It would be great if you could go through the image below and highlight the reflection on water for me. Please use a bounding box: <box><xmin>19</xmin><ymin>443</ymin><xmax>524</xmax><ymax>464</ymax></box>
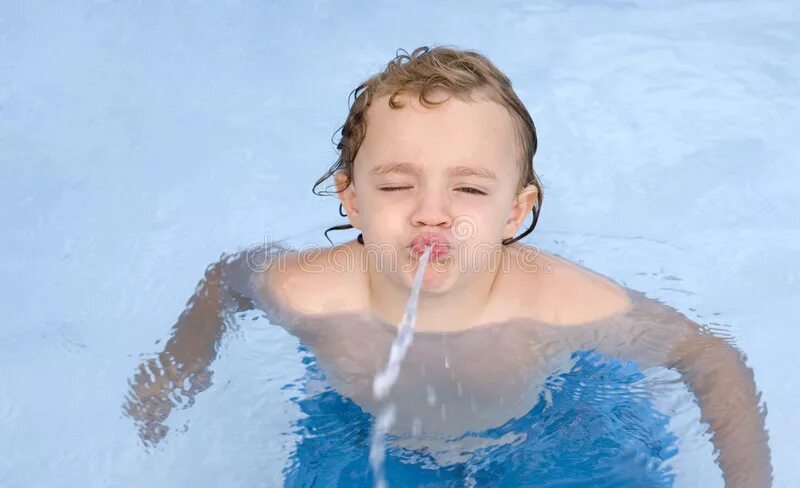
<box><xmin>122</xmin><ymin>246</ymin><xmax>771</xmax><ymax>487</ymax></box>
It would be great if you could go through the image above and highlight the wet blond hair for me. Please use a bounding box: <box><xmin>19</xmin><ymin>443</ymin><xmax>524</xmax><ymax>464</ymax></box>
<box><xmin>313</xmin><ymin>45</ymin><xmax>543</xmax><ymax>245</ymax></box>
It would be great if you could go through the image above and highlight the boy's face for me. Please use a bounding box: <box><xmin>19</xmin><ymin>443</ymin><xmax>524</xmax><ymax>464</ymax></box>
<box><xmin>337</xmin><ymin>90</ymin><xmax>537</xmax><ymax>293</ymax></box>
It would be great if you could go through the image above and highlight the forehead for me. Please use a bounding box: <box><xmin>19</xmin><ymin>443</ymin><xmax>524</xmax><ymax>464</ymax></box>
<box><xmin>356</xmin><ymin>92</ymin><xmax>518</xmax><ymax>175</ymax></box>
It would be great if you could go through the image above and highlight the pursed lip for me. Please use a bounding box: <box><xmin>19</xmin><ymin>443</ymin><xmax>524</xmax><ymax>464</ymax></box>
<box><xmin>408</xmin><ymin>231</ymin><xmax>454</xmax><ymax>259</ymax></box>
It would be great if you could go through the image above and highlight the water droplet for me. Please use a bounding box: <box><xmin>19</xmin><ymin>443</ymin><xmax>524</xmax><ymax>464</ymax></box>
<box><xmin>427</xmin><ymin>385</ymin><xmax>437</xmax><ymax>405</ymax></box>
<box><xmin>412</xmin><ymin>417</ymin><xmax>422</xmax><ymax>436</ymax></box>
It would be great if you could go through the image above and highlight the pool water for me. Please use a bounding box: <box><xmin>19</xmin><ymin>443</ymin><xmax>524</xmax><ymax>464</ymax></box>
<box><xmin>284</xmin><ymin>346</ymin><xmax>678</xmax><ymax>487</ymax></box>
<box><xmin>1</xmin><ymin>0</ymin><xmax>797</xmax><ymax>487</ymax></box>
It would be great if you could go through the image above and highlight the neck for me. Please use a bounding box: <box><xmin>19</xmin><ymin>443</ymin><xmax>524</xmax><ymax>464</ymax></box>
<box><xmin>365</xmin><ymin>248</ymin><xmax>507</xmax><ymax>332</ymax></box>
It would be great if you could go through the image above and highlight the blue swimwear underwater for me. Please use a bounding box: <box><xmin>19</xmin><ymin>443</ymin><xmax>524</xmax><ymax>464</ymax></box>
<box><xmin>282</xmin><ymin>344</ymin><xmax>678</xmax><ymax>487</ymax></box>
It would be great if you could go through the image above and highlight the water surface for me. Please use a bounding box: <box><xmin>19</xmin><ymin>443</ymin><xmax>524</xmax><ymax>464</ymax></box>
<box><xmin>1</xmin><ymin>0</ymin><xmax>797</xmax><ymax>486</ymax></box>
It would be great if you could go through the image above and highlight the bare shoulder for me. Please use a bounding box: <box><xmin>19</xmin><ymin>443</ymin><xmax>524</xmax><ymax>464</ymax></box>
<box><xmin>250</xmin><ymin>241</ymin><xmax>368</xmax><ymax>316</ymax></box>
<box><xmin>501</xmin><ymin>244</ymin><xmax>634</xmax><ymax>326</ymax></box>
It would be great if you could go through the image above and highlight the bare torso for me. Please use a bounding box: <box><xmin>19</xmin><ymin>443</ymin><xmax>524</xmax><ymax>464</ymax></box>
<box><xmin>122</xmin><ymin>240</ymin><xmax>770</xmax><ymax>484</ymax></box>
<box><xmin>249</xmin><ymin>241</ymin><xmax>680</xmax><ymax>445</ymax></box>
<box><xmin>257</xmin><ymin>241</ymin><xmax>634</xmax><ymax>330</ymax></box>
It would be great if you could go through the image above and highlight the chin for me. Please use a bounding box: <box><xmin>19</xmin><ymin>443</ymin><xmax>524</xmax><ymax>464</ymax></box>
<box><xmin>404</xmin><ymin>260</ymin><xmax>457</xmax><ymax>293</ymax></box>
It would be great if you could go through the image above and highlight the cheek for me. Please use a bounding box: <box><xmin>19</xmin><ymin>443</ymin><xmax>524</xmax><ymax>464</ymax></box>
<box><xmin>455</xmin><ymin>203</ymin><xmax>507</xmax><ymax>240</ymax></box>
<box><xmin>360</xmin><ymin>199</ymin><xmax>407</xmax><ymax>238</ymax></box>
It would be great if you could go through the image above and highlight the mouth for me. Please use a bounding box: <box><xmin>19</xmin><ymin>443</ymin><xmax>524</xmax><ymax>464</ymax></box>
<box><xmin>408</xmin><ymin>231</ymin><xmax>454</xmax><ymax>260</ymax></box>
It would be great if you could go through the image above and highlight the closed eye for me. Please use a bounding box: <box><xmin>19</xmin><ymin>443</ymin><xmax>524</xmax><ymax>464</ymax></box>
<box><xmin>379</xmin><ymin>186</ymin><xmax>412</xmax><ymax>192</ymax></box>
<box><xmin>379</xmin><ymin>186</ymin><xmax>487</xmax><ymax>195</ymax></box>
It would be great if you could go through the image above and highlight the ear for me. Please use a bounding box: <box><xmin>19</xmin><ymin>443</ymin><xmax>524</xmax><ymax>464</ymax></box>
<box><xmin>504</xmin><ymin>184</ymin><xmax>538</xmax><ymax>241</ymax></box>
<box><xmin>334</xmin><ymin>171</ymin><xmax>362</xmax><ymax>228</ymax></box>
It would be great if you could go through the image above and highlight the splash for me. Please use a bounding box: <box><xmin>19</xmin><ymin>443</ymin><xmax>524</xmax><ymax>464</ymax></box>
<box><xmin>369</xmin><ymin>244</ymin><xmax>433</xmax><ymax>488</ymax></box>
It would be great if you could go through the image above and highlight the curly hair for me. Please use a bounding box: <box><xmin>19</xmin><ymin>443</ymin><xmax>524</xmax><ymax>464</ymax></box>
<box><xmin>313</xmin><ymin>45</ymin><xmax>543</xmax><ymax>246</ymax></box>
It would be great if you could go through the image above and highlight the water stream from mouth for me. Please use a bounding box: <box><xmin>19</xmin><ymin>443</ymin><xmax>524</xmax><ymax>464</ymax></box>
<box><xmin>369</xmin><ymin>244</ymin><xmax>433</xmax><ymax>488</ymax></box>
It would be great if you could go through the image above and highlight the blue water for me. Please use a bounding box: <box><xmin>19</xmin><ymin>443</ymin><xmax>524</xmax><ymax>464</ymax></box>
<box><xmin>284</xmin><ymin>346</ymin><xmax>677</xmax><ymax>487</ymax></box>
<box><xmin>1</xmin><ymin>0</ymin><xmax>797</xmax><ymax>486</ymax></box>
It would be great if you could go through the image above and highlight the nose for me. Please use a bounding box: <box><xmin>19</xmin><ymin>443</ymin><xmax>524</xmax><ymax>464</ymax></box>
<box><xmin>410</xmin><ymin>189</ymin><xmax>452</xmax><ymax>228</ymax></box>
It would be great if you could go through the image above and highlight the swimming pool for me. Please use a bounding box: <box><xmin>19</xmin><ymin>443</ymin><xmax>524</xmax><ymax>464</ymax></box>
<box><xmin>1</xmin><ymin>0</ymin><xmax>797</xmax><ymax>486</ymax></box>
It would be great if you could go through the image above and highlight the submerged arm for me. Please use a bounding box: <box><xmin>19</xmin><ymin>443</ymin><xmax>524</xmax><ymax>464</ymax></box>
<box><xmin>668</xmin><ymin>318</ymin><xmax>772</xmax><ymax>487</ymax></box>
<box><xmin>123</xmin><ymin>245</ymin><xmax>283</xmax><ymax>446</ymax></box>
<box><xmin>586</xmin><ymin>304</ymin><xmax>772</xmax><ymax>487</ymax></box>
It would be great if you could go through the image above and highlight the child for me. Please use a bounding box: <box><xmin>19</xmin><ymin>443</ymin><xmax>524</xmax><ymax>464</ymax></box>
<box><xmin>125</xmin><ymin>46</ymin><xmax>771</xmax><ymax>487</ymax></box>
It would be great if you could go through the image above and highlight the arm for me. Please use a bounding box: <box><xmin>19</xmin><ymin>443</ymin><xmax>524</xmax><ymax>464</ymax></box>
<box><xmin>667</xmin><ymin>317</ymin><xmax>773</xmax><ymax>488</ymax></box>
<box><xmin>123</xmin><ymin>244</ymin><xmax>285</xmax><ymax>446</ymax></box>
<box><xmin>583</xmin><ymin>303</ymin><xmax>773</xmax><ymax>487</ymax></box>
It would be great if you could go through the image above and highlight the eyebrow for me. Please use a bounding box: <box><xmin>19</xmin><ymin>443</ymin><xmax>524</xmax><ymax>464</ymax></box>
<box><xmin>369</xmin><ymin>162</ymin><xmax>497</xmax><ymax>180</ymax></box>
